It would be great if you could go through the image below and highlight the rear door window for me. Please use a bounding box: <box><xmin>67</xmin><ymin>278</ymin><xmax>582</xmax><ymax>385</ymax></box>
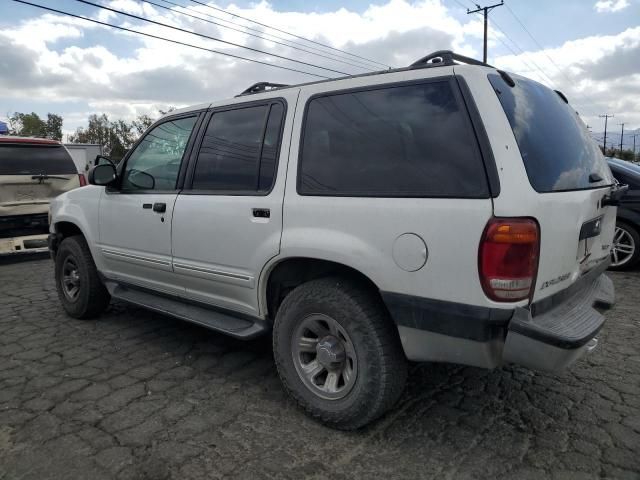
<box><xmin>488</xmin><ymin>73</ymin><xmax>614</xmax><ymax>192</ymax></box>
<box><xmin>298</xmin><ymin>80</ymin><xmax>489</xmax><ymax>197</ymax></box>
<box><xmin>191</xmin><ymin>101</ymin><xmax>285</xmax><ymax>193</ymax></box>
<box><xmin>0</xmin><ymin>145</ymin><xmax>77</xmax><ymax>175</ymax></box>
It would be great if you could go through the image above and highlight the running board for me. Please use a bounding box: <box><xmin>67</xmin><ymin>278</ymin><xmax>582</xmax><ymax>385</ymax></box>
<box><xmin>108</xmin><ymin>283</ymin><xmax>269</xmax><ymax>339</ymax></box>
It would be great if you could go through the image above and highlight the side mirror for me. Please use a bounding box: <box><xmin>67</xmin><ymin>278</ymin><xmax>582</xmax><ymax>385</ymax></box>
<box><xmin>88</xmin><ymin>163</ymin><xmax>117</xmax><ymax>186</ymax></box>
<box><xmin>94</xmin><ymin>154</ymin><xmax>114</xmax><ymax>167</ymax></box>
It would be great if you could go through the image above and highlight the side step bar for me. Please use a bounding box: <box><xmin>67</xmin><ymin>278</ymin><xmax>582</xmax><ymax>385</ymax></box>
<box><xmin>107</xmin><ymin>283</ymin><xmax>269</xmax><ymax>340</ymax></box>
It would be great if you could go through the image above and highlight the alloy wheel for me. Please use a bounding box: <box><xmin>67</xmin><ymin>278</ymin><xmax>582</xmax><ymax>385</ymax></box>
<box><xmin>292</xmin><ymin>313</ymin><xmax>357</xmax><ymax>400</ymax></box>
<box><xmin>611</xmin><ymin>225</ymin><xmax>636</xmax><ymax>267</ymax></box>
<box><xmin>61</xmin><ymin>256</ymin><xmax>81</xmax><ymax>301</ymax></box>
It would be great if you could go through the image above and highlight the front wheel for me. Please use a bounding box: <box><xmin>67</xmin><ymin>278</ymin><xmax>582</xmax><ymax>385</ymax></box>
<box><xmin>55</xmin><ymin>235</ymin><xmax>111</xmax><ymax>318</ymax></box>
<box><xmin>609</xmin><ymin>221</ymin><xmax>640</xmax><ymax>270</ymax></box>
<box><xmin>272</xmin><ymin>277</ymin><xmax>407</xmax><ymax>430</ymax></box>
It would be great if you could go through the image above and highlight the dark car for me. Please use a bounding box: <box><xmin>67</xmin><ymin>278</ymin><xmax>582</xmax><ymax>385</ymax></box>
<box><xmin>607</xmin><ymin>157</ymin><xmax>640</xmax><ymax>269</ymax></box>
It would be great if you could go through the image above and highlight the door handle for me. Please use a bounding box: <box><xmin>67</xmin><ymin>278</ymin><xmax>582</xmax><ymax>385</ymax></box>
<box><xmin>252</xmin><ymin>208</ymin><xmax>270</xmax><ymax>218</ymax></box>
<box><xmin>153</xmin><ymin>202</ymin><xmax>167</xmax><ymax>213</ymax></box>
<box><xmin>142</xmin><ymin>203</ymin><xmax>152</xmax><ymax>209</ymax></box>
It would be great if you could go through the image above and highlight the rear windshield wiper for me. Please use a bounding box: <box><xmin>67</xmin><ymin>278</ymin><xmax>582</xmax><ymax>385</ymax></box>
<box><xmin>31</xmin><ymin>173</ymin><xmax>71</xmax><ymax>182</ymax></box>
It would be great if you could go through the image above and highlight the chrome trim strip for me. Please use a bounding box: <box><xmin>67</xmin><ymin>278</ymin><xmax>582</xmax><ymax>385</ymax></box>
<box><xmin>173</xmin><ymin>262</ymin><xmax>252</xmax><ymax>281</ymax></box>
<box><xmin>101</xmin><ymin>248</ymin><xmax>171</xmax><ymax>266</ymax></box>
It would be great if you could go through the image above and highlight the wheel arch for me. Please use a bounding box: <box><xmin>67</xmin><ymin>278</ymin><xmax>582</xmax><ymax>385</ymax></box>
<box><xmin>50</xmin><ymin>220</ymin><xmax>87</xmax><ymax>257</ymax></box>
<box><xmin>260</xmin><ymin>256</ymin><xmax>384</xmax><ymax>321</ymax></box>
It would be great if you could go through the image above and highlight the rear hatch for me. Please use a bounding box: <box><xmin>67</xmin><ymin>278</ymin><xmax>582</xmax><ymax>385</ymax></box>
<box><xmin>488</xmin><ymin>73</ymin><xmax>618</xmax><ymax>303</ymax></box>
<box><xmin>0</xmin><ymin>142</ymin><xmax>80</xmax><ymax>236</ymax></box>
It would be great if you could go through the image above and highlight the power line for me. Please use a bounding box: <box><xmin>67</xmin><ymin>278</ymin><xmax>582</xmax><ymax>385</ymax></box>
<box><xmin>503</xmin><ymin>2</ymin><xmax>576</xmax><ymax>88</ymax></box>
<box><xmin>11</xmin><ymin>0</ymin><xmax>331</xmax><ymax>79</ymax></box>
<box><xmin>466</xmin><ymin>1</ymin><xmax>504</xmax><ymax>63</ymax></box>
<box><xmin>157</xmin><ymin>0</ymin><xmax>382</xmax><ymax>71</ymax></box>
<box><xmin>73</xmin><ymin>0</ymin><xmax>350</xmax><ymax>76</ymax></box>
<box><xmin>187</xmin><ymin>0</ymin><xmax>392</xmax><ymax>69</ymax></box>
<box><xmin>143</xmin><ymin>0</ymin><xmax>375</xmax><ymax>71</ymax></box>
<box><xmin>490</xmin><ymin>19</ymin><xmax>559</xmax><ymax>88</ymax></box>
<box><xmin>450</xmin><ymin>0</ymin><xmax>558</xmax><ymax>88</ymax></box>
<box><xmin>500</xmin><ymin>2</ymin><xmax>603</xmax><ymax>115</ymax></box>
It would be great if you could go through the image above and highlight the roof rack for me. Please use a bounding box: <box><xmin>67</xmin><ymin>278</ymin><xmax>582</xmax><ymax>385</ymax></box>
<box><xmin>232</xmin><ymin>51</ymin><xmax>494</xmax><ymax>99</ymax></box>
<box><xmin>410</xmin><ymin>50</ymin><xmax>493</xmax><ymax>69</ymax></box>
<box><xmin>238</xmin><ymin>82</ymin><xmax>290</xmax><ymax>96</ymax></box>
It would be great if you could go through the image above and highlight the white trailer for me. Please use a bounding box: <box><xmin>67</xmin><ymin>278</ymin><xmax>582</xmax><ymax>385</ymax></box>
<box><xmin>64</xmin><ymin>143</ymin><xmax>102</xmax><ymax>173</ymax></box>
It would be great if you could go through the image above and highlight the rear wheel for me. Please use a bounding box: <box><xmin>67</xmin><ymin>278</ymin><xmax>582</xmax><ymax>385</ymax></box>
<box><xmin>272</xmin><ymin>277</ymin><xmax>407</xmax><ymax>430</ymax></box>
<box><xmin>609</xmin><ymin>221</ymin><xmax>640</xmax><ymax>270</ymax></box>
<box><xmin>55</xmin><ymin>235</ymin><xmax>110</xmax><ymax>318</ymax></box>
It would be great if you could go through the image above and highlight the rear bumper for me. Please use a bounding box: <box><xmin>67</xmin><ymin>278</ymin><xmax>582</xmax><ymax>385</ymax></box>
<box><xmin>383</xmin><ymin>261</ymin><xmax>614</xmax><ymax>372</ymax></box>
<box><xmin>0</xmin><ymin>233</ymin><xmax>49</xmax><ymax>256</ymax></box>
<box><xmin>503</xmin><ymin>270</ymin><xmax>613</xmax><ymax>371</ymax></box>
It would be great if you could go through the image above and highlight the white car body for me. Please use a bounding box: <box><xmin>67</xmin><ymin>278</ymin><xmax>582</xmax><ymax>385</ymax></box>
<box><xmin>49</xmin><ymin>54</ymin><xmax>619</xmax><ymax>374</ymax></box>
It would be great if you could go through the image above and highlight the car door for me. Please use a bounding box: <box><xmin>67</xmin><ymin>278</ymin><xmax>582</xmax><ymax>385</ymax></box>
<box><xmin>172</xmin><ymin>94</ymin><xmax>295</xmax><ymax>316</ymax></box>
<box><xmin>97</xmin><ymin>114</ymin><xmax>201</xmax><ymax>295</ymax></box>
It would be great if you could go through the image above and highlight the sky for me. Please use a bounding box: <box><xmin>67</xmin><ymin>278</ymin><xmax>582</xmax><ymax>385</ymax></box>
<box><xmin>0</xmin><ymin>0</ymin><xmax>639</xmax><ymax>147</ymax></box>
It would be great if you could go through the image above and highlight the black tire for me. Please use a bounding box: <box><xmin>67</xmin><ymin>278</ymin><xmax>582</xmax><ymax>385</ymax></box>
<box><xmin>55</xmin><ymin>235</ymin><xmax>110</xmax><ymax>319</ymax></box>
<box><xmin>609</xmin><ymin>221</ymin><xmax>640</xmax><ymax>271</ymax></box>
<box><xmin>273</xmin><ymin>277</ymin><xmax>407</xmax><ymax>430</ymax></box>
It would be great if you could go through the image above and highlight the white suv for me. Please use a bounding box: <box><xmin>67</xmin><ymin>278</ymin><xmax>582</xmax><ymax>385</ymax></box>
<box><xmin>48</xmin><ymin>51</ymin><xmax>623</xmax><ymax>429</ymax></box>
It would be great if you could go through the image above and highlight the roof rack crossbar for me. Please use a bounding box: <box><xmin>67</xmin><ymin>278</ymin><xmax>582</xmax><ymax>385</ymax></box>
<box><xmin>409</xmin><ymin>50</ymin><xmax>493</xmax><ymax>69</ymax></box>
<box><xmin>238</xmin><ymin>82</ymin><xmax>290</xmax><ymax>96</ymax></box>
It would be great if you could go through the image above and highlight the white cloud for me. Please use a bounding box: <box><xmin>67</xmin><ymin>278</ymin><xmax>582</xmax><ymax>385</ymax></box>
<box><xmin>594</xmin><ymin>0</ymin><xmax>630</xmax><ymax>13</ymax></box>
<box><xmin>494</xmin><ymin>25</ymin><xmax>640</xmax><ymax>131</ymax></box>
<box><xmin>0</xmin><ymin>0</ymin><xmax>638</xmax><ymax>134</ymax></box>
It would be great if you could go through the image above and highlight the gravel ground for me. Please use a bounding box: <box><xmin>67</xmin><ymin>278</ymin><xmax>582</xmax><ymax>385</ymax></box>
<box><xmin>0</xmin><ymin>258</ymin><xmax>638</xmax><ymax>480</ymax></box>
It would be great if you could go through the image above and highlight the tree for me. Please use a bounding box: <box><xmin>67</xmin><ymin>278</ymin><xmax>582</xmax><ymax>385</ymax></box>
<box><xmin>45</xmin><ymin>113</ymin><xmax>63</xmax><ymax>140</ymax></box>
<box><xmin>67</xmin><ymin>107</ymin><xmax>172</xmax><ymax>162</ymax></box>
<box><xmin>132</xmin><ymin>114</ymin><xmax>154</xmax><ymax>137</ymax></box>
<box><xmin>8</xmin><ymin>112</ymin><xmax>63</xmax><ymax>140</ymax></box>
<box><xmin>68</xmin><ymin>114</ymin><xmax>135</xmax><ymax>163</ymax></box>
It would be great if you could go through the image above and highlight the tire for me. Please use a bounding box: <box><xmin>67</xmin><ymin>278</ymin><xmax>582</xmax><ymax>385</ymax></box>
<box><xmin>55</xmin><ymin>235</ymin><xmax>111</xmax><ymax>319</ymax></box>
<box><xmin>272</xmin><ymin>277</ymin><xmax>407</xmax><ymax>430</ymax></box>
<box><xmin>609</xmin><ymin>221</ymin><xmax>640</xmax><ymax>271</ymax></box>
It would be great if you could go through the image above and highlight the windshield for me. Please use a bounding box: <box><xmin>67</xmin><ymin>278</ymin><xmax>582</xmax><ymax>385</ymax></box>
<box><xmin>0</xmin><ymin>144</ymin><xmax>77</xmax><ymax>175</ymax></box>
<box><xmin>488</xmin><ymin>73</ymin><xmax>614</xmax><ymax>192</ymax></box>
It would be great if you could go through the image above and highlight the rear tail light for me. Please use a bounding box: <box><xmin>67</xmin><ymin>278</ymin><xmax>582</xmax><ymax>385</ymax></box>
<box><xmin>78</xmin><ymin>173</ymin><xmax>87</xmax><ymax>186</ymax></box>
<box><xmin>479</xmin><ymin>218</ymin><xmax>540</xmax><ymax>302</ymax></box>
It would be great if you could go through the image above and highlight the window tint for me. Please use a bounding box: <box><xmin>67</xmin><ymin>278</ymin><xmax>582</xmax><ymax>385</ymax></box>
<box><xmin>298</xmin><ymin>81</ymin><xmax>489</xmax><ymax>197</ymax></box>
<box><xmin>192</xmin><ymin>103</ymin><xmax>284</xmax><ymax>192</ymax></box>
<box><xmin>122</xmin><ymin>116</ymin><xmax>196</xmax><ymax>191</ymax></box>
<box><xmin>488</xmin><ymin>74</ymin><xmax>614</xmax><ymax>192</ymax></box>
<box><xmin>0</xmin><ymin>145</ymin><xmax>76</xmax><ymax>175</ymax></box>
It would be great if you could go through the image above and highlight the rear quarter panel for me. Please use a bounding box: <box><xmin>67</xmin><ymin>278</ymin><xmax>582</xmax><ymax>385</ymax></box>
<box><xmin>456</xmin><ymin>66</ymin><xmax>615</xmax><ymax>303</ymax></box>
<box><xmin>278</xmin><ymin>67</ymin><xmax>495</xmax><ymax>307</ymax></box>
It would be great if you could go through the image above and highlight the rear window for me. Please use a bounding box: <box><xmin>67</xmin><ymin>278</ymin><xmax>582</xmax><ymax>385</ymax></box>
<box><xmin>488</xmin><ymin>73</ymin><xmax>614</xmax><ymax>192</ymax></box>
<box><xmin>298</xmin><ymin>80</ymin><xmax>489</xmax><ymax>197</ymax></box>
<box><xmin>0</xmin><ymin>144</ymin><xmax>76</xmax><ymax>175</ymax></box>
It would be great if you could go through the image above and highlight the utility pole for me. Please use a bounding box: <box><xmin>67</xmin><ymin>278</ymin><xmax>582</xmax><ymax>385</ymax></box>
<box><xmin>599</xmin><ymin>114</ymin><xmax>614</xmax><ymax>154</ymax></box>
<box><xmin>467</xmin><ymin>1</ymin><xmax>504</xmax><ymax>63</ymax></box>
<box><xmin>619</xmin><ymin>123</ymin><xmax>625</xmax><ymax>152</ymax></box>
<box><xmin>631</xmin><ymin>133</ymin><xmax>639</xmax><ymax>162</ymax></box>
